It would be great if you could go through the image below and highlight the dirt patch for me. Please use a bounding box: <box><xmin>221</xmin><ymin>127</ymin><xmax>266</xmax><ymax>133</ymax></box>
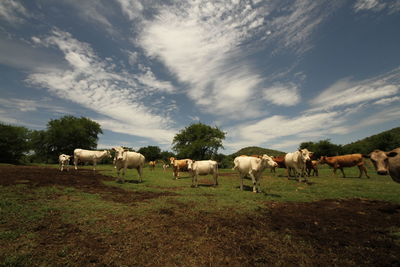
<box><xmin>0</xmin><ymin>165</ymin><xmax>176</xmax><ymax>203</ymax></box>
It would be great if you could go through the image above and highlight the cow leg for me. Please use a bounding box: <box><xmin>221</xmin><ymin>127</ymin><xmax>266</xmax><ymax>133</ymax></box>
<box><xmin>214</xmin><ymin>173</ymin><xmax>218</xmax><ymax>186</ymax></box>
<box><xmin>339</xmin><ymin>168</ymin><xmax>346</xmax><ymax>178</ymax></box>
<box><xmin>74</xmin><ymin>158</ymin><xmax>78</xmax><ymax>170</ymax></box>
<box><xmin>195</xmin><ymin>174</ymin><xmax>198</xmax><ymax>188</ymax></box>
<box><xmin>286</xmin><ymin>167</ymin><xmax>291</xmax><ymax>179</ymax></box>
<box><xmin>138</xmin><ymin>166</ymin><xmax>143</xmax><ymax>183</ymax></box>
<box><xmin>93</xmin><ymin>160</ymin><xmax>97</xmax><ymax>172</ymax></box>
<box><xmin>116</xmin><ymin>168</ymin><xmax>121</xmax><ymax>182</ymax></box>
<box><xmin>249</xmin><ymin>170</ymin><xmax>258</xmax><ymax>193</ymax></box>
<box><xmin>240</xmin><ymin>174</ymin><xmax>244</xmax><ymax>191</ymax></box>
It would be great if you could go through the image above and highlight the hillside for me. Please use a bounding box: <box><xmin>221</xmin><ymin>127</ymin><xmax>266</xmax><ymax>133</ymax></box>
<box><xmin>342</xmin><ymin>127</ymin><xmax>400</xmax><ymax>154</ymax></box>
<box><xmin>230</xmin><ymin>146</ymin><xmax>285</xmax><ymax>157</ymax></box>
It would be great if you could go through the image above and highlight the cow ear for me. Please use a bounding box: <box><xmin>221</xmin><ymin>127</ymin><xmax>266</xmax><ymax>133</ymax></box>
<box><xmin>111</xmin><ymin>147</ymin><xmax>116</xmax><ymax>151</ymax></box>
<box><xmin>387</xmin><ymin>151</ymin><xmax>398</xmax><ymax>158</ymax></box>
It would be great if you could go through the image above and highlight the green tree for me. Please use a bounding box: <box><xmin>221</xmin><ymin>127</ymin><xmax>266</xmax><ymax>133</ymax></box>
<box><xmin>0</xmin><ymin>123</ymin><xmax>30</xmax><ymax>164</ymax></box>
<box><xmin>160</xmin><ymin>150</ymin><xmax>175</xmax><ymax>163</ymax></box>
<box><xmin>32</xmin><ymin>116</ymin><xmax>102</xmax><ymax>162</ymax></box>
<box><xmin>138</xmin><ymin>146</ymin><xmax>161</xmax><ymax>161</ymax></box>
<box><xmin>29</xmin><ymin>130</ymin><xmax>51</xmax><ymax>163</ymax></box>
<box><xmin>172</xmin><ymin>123</ymin><xmax>226</xmax><ymax>160</ymax></box>
<box><xmin>299</xmin><ymin>139</ymin><xmax>342</xmax><ymax>158</ymax></box>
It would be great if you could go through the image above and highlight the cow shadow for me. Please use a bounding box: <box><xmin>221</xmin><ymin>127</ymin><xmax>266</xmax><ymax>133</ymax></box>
<box><xmin>191</xmin><ymin>184</ymin><xmax>217</xmax><ymax>188</ymax></box>
<box><xmin>120</xmin><ymin>179</ymin><xmax>142</xmax><ymax>184</ymax></box>
<box><xmin>263</xmin><ymin>193</ymin><xmax>282</xmax><ymax>198</ymax></box>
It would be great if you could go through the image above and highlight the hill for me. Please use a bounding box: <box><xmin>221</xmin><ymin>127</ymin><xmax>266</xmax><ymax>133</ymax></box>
<box><xmin>230</xmin><ymin>146</ymin><xmax>285</xmax><ymax>157</ymax></box>
<box><xmin>342</xmin><ymin>127</ymin><xmax>400</xmax><ymax>154</ymax></box>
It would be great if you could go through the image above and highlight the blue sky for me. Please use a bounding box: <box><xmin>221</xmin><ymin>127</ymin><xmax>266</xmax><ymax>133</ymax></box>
<box><xmin>0</xmin><ymin>0</ymin><xmax>399</xmax><ymax>154</ymax></box>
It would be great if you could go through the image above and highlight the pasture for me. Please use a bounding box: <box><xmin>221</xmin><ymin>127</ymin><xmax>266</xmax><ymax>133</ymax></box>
<box><xmin>1</xmin><ymin>163</ymin><xmax>400</xmax><ymax>266</ymax></box>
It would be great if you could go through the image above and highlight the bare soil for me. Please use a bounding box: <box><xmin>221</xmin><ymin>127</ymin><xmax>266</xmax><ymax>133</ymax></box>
<box><xmin>1</xmin><ymin>165</ymin><xmax>400</xmax><ymax>266</ymax></box>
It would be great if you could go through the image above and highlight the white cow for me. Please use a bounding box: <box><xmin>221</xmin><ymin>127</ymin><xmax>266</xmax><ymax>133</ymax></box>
<box><xmin>233</xmin><ymin>154</ymin><xmax>278</xmax><ymax>193</ymax></box>
<box><xmin>284</xmin><ymin>148</ymin><xmax>312</xmax><ymax>182</ymax></box>
<box><xmin>112</xmin><ymin>146</ymin><xmax>145</xmax><ymax>183</ymax></box>
<box><xmin>162</xmin><ymin>164</ymin><xmax>170</xmax><ymax>172</ymax></box>
<box><xmin>187</xmin><ymin>160</ymin><xmax>218</xmax><ymax>187</ymax></box>
<box><xmin>58</xmin><ymin>154</ymin><xmax>71</xmax><ymax>171</ymax></box>
<box><xmin>73</xmin><ymin>149</ymin><xmax>111</xmax><ymax>171</ymax></box>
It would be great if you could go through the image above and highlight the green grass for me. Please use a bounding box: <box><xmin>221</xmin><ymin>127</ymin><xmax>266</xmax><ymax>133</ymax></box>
<box><xmin>1</xmin><ymin>163</ymin><xmax>400</xmax><ymax>266</ymax></box>
<box><xmin>90</xmin><ymin>163</ymin><xmax>400</xmax><ymax>212</ymax></box>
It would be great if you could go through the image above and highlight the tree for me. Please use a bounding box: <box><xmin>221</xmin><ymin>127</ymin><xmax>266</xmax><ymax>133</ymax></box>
<box><xmin>160</xmin><ymin>150</ymin><xmax>175</xmax><ymax>163</ymax></box>
<box><xmin>30</xmin><ymin>130</ymin><xmax>51</xmax><ymax>163</ymax></box>
<box><xmin>299</xmin><ymin>139</ymin><xmax>342</xmax><ymax>158</ymax></box>
<box><xmin>172</xmin><ymin>123</ymin><xmax>226</xmax><ymax>160</ymax></box>
<box><xmin>32</xmin><ymin>116</ymin><xmax>102</xmax><ymax>162</ymax></box>
<box><xmin>138</xmin><ymin>146</ymin><xmax>161</xmax><ymax>161</ymax></box>
<box><xmin>0</xmin><ymin>123</ymin><xmax>30</xmax><ymax>164</ymax></box>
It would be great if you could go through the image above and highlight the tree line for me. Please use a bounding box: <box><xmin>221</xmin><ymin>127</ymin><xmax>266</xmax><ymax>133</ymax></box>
<box><xmin>1</xmin><ymin>115</ymin><xmax>398</xmax><ymax>166</ymax></box>
<box><xmin>0</xmin><ymin>116</ymin><xmax>226</xmax><ymax>165</ymax></box>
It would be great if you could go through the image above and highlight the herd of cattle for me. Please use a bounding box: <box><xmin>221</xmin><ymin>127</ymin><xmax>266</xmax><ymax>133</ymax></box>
<box><xmin>57</xmin><ymin>146</ymin><xmax>400</xmax><ymax>193</ymax></box>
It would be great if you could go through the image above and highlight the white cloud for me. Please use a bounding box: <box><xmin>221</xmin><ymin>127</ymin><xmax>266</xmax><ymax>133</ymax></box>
<box><xmin>353</xmin><ymin>0</ymin><xmax>400</xmax><ymax>14</ymax></box>
<box><xmin>26</xmin><ymin>29</ymin><xmax>177</xmax><ymax>144</ymax></box>
<box><xmin>224</xmin><ymin>110</ymin><xmax>346</xmax><ymax>152</ymax></box>
<box><xmin>0</xmin><ymin>0</ymin><xmax>29</xmax><ymax>24</ymax></box>
<box><xmin>311</xmin><ymin>70</ymin><xmax>400</xmax><ymax>111</ymax></box>
<box><xmin>137</xmin><ymin>0</ymin><xmax>342</xmax><ymax>118</ymax></box>
<box><xmin>115</xmin><ymin>0</ymin><xmax>144</xmax><ymax>21</ymax></box>
<box><xmin>0</xmin><ymin>97</ymin><xmax>73</xmax><ymax>114</ymax></box>
<box><xmin>263</xmin><ymin>83</ymin><xmax>300</xmax><ymax>106</ymax></box>
<box><xmin>373</xmin><ymin>96</ymin><xmax>400</xmax><ymax>105</ymax></box>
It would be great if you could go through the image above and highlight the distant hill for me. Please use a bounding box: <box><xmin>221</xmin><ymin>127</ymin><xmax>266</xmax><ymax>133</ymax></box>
<box><xmin>230</xmin><ymin>146</ymin><xmax>285</xmax><ymax>157</ymax></box>
<box><xmin>342</xmin><ymin>127</ymin><xmax>400</xmax><ymax>154</ymax></box>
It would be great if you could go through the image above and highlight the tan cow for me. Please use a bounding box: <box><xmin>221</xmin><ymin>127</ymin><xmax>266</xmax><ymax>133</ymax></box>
<box><xmin>169</xmin><ymin>157</ymin><xmax>191</xmax><ymax>179</ymax></box>
<box><xmin>364</xmin><ymin>148</ymin><xmax>400</xmax><ymax>183</ymax></box>
<box><xmin>319</xmin><ymin>154</ymin><xmax>369</xmax><ymax>178</ymax></box>
<box><xmin>149</xmin><ymin>160</ymin><xmax>156</xmax><ymax>171</ymax></box>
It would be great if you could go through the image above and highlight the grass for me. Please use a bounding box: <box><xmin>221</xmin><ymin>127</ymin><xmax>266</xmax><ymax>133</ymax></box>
<box><xmin>1</xmin><ymin>163</ymin><xmax>400</xmax><ymax>265</ymax></box>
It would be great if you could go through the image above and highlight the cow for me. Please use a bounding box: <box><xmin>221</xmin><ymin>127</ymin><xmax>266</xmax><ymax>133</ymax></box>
<box><xmin>162</xmin><ymin>164</ymin><xmax>170</xmax><ymax>172</ymax></box>
<box><xmin>73</xmin><ymin>149</ymin><xmax>111</xmax><ymax>171</ymax></box>
<box><xmin>306</xmin><ymin>160</ymin><xmax>319</xmax><ymax>177</ymax></box>
<box><xmin>284</xmin><ymin>149</ymin><xmax>312</xmax><ymax>182</ymax></box>
<box><xmin>187</xmin><ymin>160</ymin><xmax>218</xmax><ymax>187</ymax></box>
<box><xmin>233</xmin><ymin>154</ymin><xmax>278</xmax><ymax>193</ymax></box>
<box><xmin>112</xmin><ymin>146</ymin><xmax>145</xmax><ymax>183</ymax></box>
<box><xmin>319</xmin><ymin>154</ymin><xmax>369</xmax><ymax>178</ymax></box>
<box><xmin>363</xmin><ymin>148</ymin><xmax>400</xmax><ymax>183</ymax></box>
<box><xmin>169</xmin><ymin>157</ymin><xmax>191</xmax><ymax>179</ymax></box>
<box><xmin>149</xmin><ymin>161</ymin><xmax>156</xmax><ymax>171</ymax></box>
<box><xmin>271</xmin><ymin>155</ymin><xmax>286</xmax><ymax>173</ymax></box>
<box><xmin>58</xmin><ymin>154</ymin><xmax>71</xmax><ymax>172</ymax></box>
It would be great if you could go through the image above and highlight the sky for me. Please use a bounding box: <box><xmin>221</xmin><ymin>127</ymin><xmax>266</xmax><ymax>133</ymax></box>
<box><xmin>0</xmin><ymin>0</ymin><xmax>399</xmax><ymax>154</ymax></box>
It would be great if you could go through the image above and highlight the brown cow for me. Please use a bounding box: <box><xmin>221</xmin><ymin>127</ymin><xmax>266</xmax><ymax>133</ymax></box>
<box><xmin>363</xmin><ymin>148</ymin><xmax>400</xmax><ymax>183</ymax></box>
<box><xmin>149</xmin><ymin>160</ymin><xmax>156</xmax><ymax>171</ymax></box>
<box><xmin>319</xmin><ymin>154</ymin><xmax>369</xmax><ymax>178</ymax></box>
<box><xmin>169</xmin><ymin>157</ymin><xmax>191</xmax><ymax>179</ymax></box>
<box><xmin>306</xmin><ymin>160</ymin><xmax>319</xmax><ymax>177</ymax></box>
<box><xmin>271</xmin><ymin>155</ymin><xmax>286</xmax><ymax>173</ymax></box>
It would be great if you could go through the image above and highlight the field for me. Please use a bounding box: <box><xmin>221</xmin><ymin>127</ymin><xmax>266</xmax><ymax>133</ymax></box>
<box><xmin>1</xmin><ymin>164</ymin><xmax>400</xmax><ymax>266</ymax></box>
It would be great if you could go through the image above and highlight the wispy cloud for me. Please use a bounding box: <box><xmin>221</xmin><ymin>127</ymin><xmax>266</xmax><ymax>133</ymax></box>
<box><xmin>263</xmin><ymin>83</ymin><xmax>300</xmax><ymax>106</ymax></box>
<box><xmin>26</xmin><ymin>29</ymin><xmax>177</xmax><ymax>144</ymax></box>
<box><xmin>0</xmin><ymin>0</ymin><xmax>29</xmax><ymax>24</ymax></box>
<box><xmin>310</xmin><ymin>69</ymin><xmax>400</xmax><ymax>111</ymax></box>
<box><xmin>353</xmin><ymin>0</ymin><xmax>400</xmax><ymax>14</ymax></box>
<box><xmin>137</xmin><ymin>0</ymin><xmax>339</xmax><ymax>118</ymax></box>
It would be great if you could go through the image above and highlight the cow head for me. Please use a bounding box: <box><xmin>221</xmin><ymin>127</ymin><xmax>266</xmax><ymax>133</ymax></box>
<box><xmin>298</xmin><ymin>149</ymin><xmax>311</xmax><ymax>162</ymax></box>
<box><xmin>112</xmin><ymin>147</ymin><xmax>127</xmax><ymax>161</ymax></box>
<box><xmin>364</xmin><ymin>149</ymin><xmax>391</xmax><ymax>175</ymax></box>
<box><xmin>261</xmin><ymin>154</ymin><xmax>278</xmax><ymax>168</ymax></box>
<box><xmin>169</xmin><ymin>157</ymin><xmax>176</xmax><ymax>165</ymax></box>
<box><xmin>319</xmin><ymin>156</ymin><xmax>327</xmax><ymax>164</ymax></box>
<box><xmin>65</xmin><ymin>155</ymin><xmax>71</xmax><ymax>161</ymax></box>
<box><xmin>186</xmin><ymin>159</ymin><xmax>194</xmax><ymax>171</ymax></box>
